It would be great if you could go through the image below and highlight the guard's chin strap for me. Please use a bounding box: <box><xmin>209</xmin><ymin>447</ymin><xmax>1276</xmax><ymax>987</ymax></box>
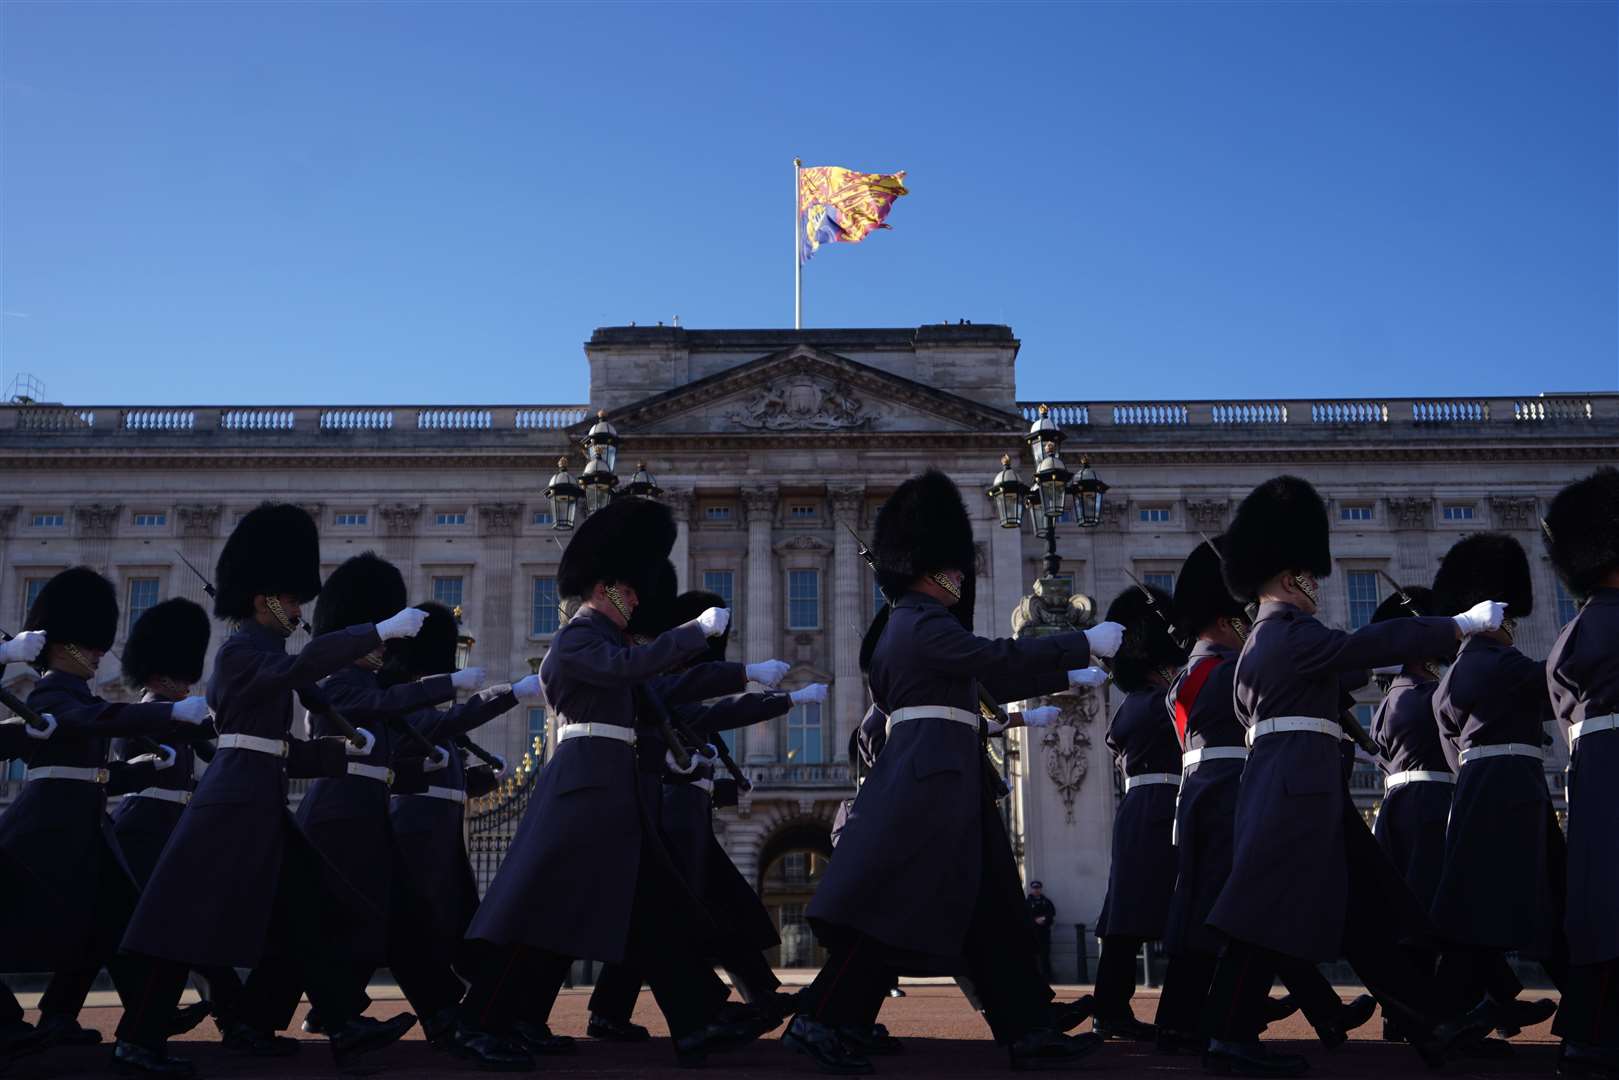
<box><xmin>603</xmin><ymin>584</ymin><xmax>631</xmax><ymax>623</ymax></box>
<box><xmin>1500</xmin><ymin>617</ymin><xmax>1517</xmax><ymax>645</ymax></box>
<box><xmin>1424</xmin><ymin>660</ymin><xmax>1448</xmax><ymax>682</ymax></box>
<box><xmin>1229</xmin><ymin>616</ymin><xmax>1250</xmax><ymax>643</ymax></box>
<box><xmin>151</xmin><ymin>676</ymin><xmax>189</xmax><ymax>701</ymax></box>
<box><xmin>1289</xmin><ymin>573</ymin><xmax>1321</xmax><ymax>608</ymax></box>
<box><xmin>264</xmin><ymin>596</ymin><xmax>299</xmax><ymax>636</ymax></box>
<box><xmin>62</xmin><ymin>644</ymin><xmax>100</xmax><ymax>678</ymax></box>
<box><xmin>929</xmin><ymin>572</ymin><xmax>962</xmax><ymax>599</ymax></box>
<box><xmin>357</xmin><ymin>648</ymin><xmax>386</xmax><ymax>671</ymax></box>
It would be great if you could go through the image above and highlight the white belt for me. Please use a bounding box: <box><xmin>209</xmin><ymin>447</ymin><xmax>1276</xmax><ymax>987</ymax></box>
<box><xmin>557</xmin><ymin>722</ymin><xmax>636</xmax><ymax>745</ymax></box>
<box><xmin>692</xmin><ymin>777</ymin><xmax>714</xmax><ymax>795</ymax></box>
<box><xmin>1458</xmin><ymin>743</ymin><xmax>1544</xmax><ymax>765</ymax></box>
<box><xmin>1571</xmin><ymin>714</ymin><xmax>1617</xmax><ymax>744</ymax></box>
<box><xmin>1124</xmin><ymin>772</ymin><xmax>1180</xmax><ymax>792</ymax></box>
<box><xmin>25</xmin><ymin>765</ymin><xmax>109</xmax><ymax>784</ymax></box>
<box><xmin>396</xmin><ymin>786</ymin><xmax>465</xmax><ymax>803</ymax></box>
<box><xmin>1182</xmin><ymin>747</ymin><xmax>1248</xmax><ymax>770</ymax></box>
<box><xmin>130</xmin><ymin>787</ymin><xmax>191</xmax><ymax>805</ymax></box>
<box><xmin>1246</xmin><ymin>717</ymin><xmax>1341</xmax><ymax>746</ymax></box>
<box><xmin>217</xmin><ymin>733</ymin><xmax>289</xmax><ymax>758</ymax></box>
<box><xmin>886</xmin><ymin>706</ymin><xmax>979</xmax><ymax>734</ymax></box>
<box><xmin>346</xmin><ymin>762</ymin><xmax>395</xmax><ymax>785</ymax></box>
<box><xmin>1384</xmin><ymin>770</ymin><xmax>1455</xmax><ymax>791</ymax></box>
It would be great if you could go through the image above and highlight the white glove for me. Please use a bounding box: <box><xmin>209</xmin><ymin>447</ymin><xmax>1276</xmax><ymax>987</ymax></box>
<box><xmin>345</xmin><ymin>727</ymin><xmax>376</xmax><ymax>756</ymax></box>
<box><xmin>424</xmin><ymin>746</ymin><xmax>451</xmax><ymax>772</ymax></box>
<box><xmin>1372</xmin><ymin>664</ymin><xmax>1404</xmax><ymax>676</ymax></box>
<box><xmin>1084</xmin><ymin>621</ymin><xmax>1125</xmax><ymax>659</ymax></box>
<box><xmin>696</xmin><ymin>743</ymin><xmax>721</xmax><ymax>766</ymax></box>
<box><xmin>790</xmin><ymin>683</ymin><xmax>829</xmax><ymax>705</ymax></box>
<box><xmin>665</xmin><ymin>748</ymin><xmax>700</xmax><ymax>775</ymax></box>
<box><xmin>747</xmin><ymin>659</ymin><xmax>790</xmax><ymax>688</ymax></box>
<box><xmin>128</xmin><ymin>744</ymin><xmax>178</xmax><ymax>771</ymax></box>
<box><xmin>492</xmin><ymin>753</ymin><xmax>508</xmax><ymax>778</ymax></box>
<box><xmin>1019</xmin><ymin>705</ymin><xmax>1062</xmax><ymax>728</ymax></box>
<box><xmin>1068</xmin><ymin>666</ymin><xmax>1108</xmax><ymax>688</ymax></box>
<box><xmin>377</xmin><ymin>607</ymin><xmax>428</xmax><ymax>641</ymax></box>
<box><xmin>450</xmin><ymin>666</ymin><xmax>487</xmax><ymax>691</ymax></box>
<box><xmin>696</xmin><ymin>607</ymin><xmax>731</xmax><ymax>637</ymax></box>
<box><xmin>1453</xmin><ymin>600</ymin><xmax>1506</xmax><ymax>637</ymax></box>
<box><xmin>512</xmin><ymin>674</ymin><xmax>542</xmax><ymax>701</ymax></box>
<box><xmin>171</xmin><ymin>696</ymin><xmax>212</xmax><ymax>726</ymax></box>
<box><xmin>24</xmin><ymin>712</ymin><xmax>57</xmax><ymax>739</ymax></box>
<box><xmin>0</xmin><ymin>630</ymin><xmax>46</xmax><ymax>665</ymax></box>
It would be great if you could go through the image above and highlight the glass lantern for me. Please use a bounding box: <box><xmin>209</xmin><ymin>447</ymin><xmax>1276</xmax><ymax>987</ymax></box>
<box><xmin>580</xmin><ymin>449</ymin><xmax>618</xmax><ymax>516</ymax></box>
<box><xmin>986</xmin><ymin>455</ymin><xmax>1029</xmax><ymax>529</ymax></box>
<box><xmin>544</xmin><ymin>457</ymin><xmax>584</xmax><ymax>531</ymax></box>
<box><xmin>583</xmin><ymin>410</ymin><xmax>620</xmax><ymax>474</ymax></box>
<box><xmin>1032</xmin><ymin>441</ymin><xmax>1073</xmax><ymax>520</ymax></box>
<box><xmin>1026</xmin><ymin>402</ymin><xmax>1064</xmax><ymax>465</ymax></box>
<box><xmin>1071</xmin><ymin>456</ymin><xmax>1109</xmax><ymax>528</ymax></box>
<box><xmin>622</xmin><ymin>461</ymin><xmax>662</xmax><ymax>500</ymax></box>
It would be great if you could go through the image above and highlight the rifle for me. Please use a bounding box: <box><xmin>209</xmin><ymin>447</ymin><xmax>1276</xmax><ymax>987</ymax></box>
<box><xmin>1121</xmin><ymin>566</ymin><xmax>1184</xmax><ymax>647</ymax></box>
<box><xmin>1375</xmin><ymin>569</ymin><xmax>1420</xmax><ymax>616</ymax></box>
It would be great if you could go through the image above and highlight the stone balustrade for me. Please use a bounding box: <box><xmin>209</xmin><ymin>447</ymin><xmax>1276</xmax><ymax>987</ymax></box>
<box><xmin>0</xmin><ymin>403</ymin><xmax>590</xmax><ymax>434</ymax></box>
<box><xmin>1019</xmin><ymin>393</ymin><xmax>1614</xmax><ymax>428</ymax></box>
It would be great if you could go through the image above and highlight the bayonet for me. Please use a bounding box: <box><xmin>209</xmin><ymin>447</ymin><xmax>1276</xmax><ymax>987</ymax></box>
<box><xmin>173</xmin><ymin>549</ymin><xmax>217</xmax><ymax>599</ymax></box>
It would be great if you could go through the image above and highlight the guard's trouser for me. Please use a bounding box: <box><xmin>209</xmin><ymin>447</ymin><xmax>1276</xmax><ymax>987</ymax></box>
<box><xmin>1553</xmin><ymin>960</ymin><xmax>1619</xmax><ymax>1048</ymax></box>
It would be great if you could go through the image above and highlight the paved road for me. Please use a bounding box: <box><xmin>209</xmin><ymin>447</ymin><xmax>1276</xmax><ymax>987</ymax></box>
<box><xmin>9</xmin><ymin>986</ymin><xmax>1560</xmax><ymax>1079</ymax></box>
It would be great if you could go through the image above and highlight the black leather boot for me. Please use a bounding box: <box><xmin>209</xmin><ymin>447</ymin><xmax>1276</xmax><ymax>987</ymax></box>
<box><xmin>1010</xmin><ymin>1028</ymin><xmax>1104</xmax><ymax>1070</ymax></box>
<box><xmin>444</xmin><ymin>1023</ymin><xmax>536</xmax><ymax>1071</ymax></box>
<box><xmin>111</xmin><ymin>1040</ymin><xmax>196</xmax><ymax>1076</ymax></box>
<box><xmin>1050</xmin><ymin>994</ymin><xmax>1094</xmax><ymax>1032</ymax></box>
<box><xmin>1406</xmin><ymin>999</ymin><xmax>1494</xmax><ymax>1070</ymax></box>
<box><xmin>1558</xmin><ymin>1042</ymin><xmax>1619</xmax><ymax>1079</ymax></box>
<box><xmin>837</xmin><ymin>1023</ymin><xmax>903</xmax><ymax>1055</ymax></box>
<box><xmin>1492</xmin><ymin>995</ymin><xmax>1557</xmax><ymax>1037</ymax></box>
<box><xmin>587</xmin><ymin>1012</ymin><xmax>650</xmax><ymax>1041</ymax></box>
<box><xmin>513</xmin><ymin>1020</ymin><xmax>577</xmax><ymax>1055</ymax></box>
<box><xmin>165</xmin><ymin>1001</ymin><xmax>212</xmax><ymax>1038</ymax></box>
<box><xmin>1202</xmin><ymin>1039</ymin><xmax>1310</xmax><ymax>1076</ymax></box>
<box><xmin>1093</xmin><ymin>1013</ymin><xmax>1156</xmax><ymax>1040</ymax></box>
<box><xmin>1157</xmin><ymin>1027</ymin><xmax>1209</xmax><ymax>1055</ymax></box>
<box><xmin>35</xmin><ymin>1013</ymin><xmax>102</xmax><ymax>1046</ymax></box>
<box><xmin>328</xmin><ymin>1013</ymin><xmax>417</xmax><ymax>1068</ymax></box>
<box><xmin>1261</xmin><ymin>995</ymin><xmax>1299</xmax><ymax>1023</ymax></box>
<box><xmin>219</xmin><ymin>1020</ymin><xmax>300</xmax><ymax>1057</ymax></box>
<box><xmin>780</xmin><ymin>1016</ymin><xmax>874</xmax><ymax>1075</ymax></box>
<box><xmin>1313</xmin><ymin>994</ymin><xmax>1376</xmax><ymax>1049</ymax></box>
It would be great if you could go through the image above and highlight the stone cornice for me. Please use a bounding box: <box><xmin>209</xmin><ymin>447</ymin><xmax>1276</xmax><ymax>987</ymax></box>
<box><xmin>478</xmin><ymin>502</ymin><xmax>523</xmax><ymax>536</ymax></box>
<box><xmin>175</xmin><ymin>503</ymin><xmax>222</xmax><ymax>538</ymax></box>
<box><xmin>75</xmin><ymin>503</ymin><xmax>122</xmax><ymax>538</ymax></box>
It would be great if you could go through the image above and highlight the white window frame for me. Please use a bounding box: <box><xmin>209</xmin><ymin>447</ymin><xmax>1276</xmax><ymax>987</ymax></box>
<box><xmin>787</xmin><ymin>568</ymin><xmax>821</xmax><ymax>631</ymax></box>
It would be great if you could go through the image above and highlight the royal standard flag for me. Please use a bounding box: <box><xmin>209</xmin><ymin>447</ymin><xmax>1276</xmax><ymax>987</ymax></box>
<box><xmin>799</xmin><ymin>166</ymin><xmax>909</xmax><ymax>262</ymax></box>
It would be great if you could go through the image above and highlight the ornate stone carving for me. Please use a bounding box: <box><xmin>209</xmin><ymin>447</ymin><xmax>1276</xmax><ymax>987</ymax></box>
<box><xmin>726</xmin><ymin>376</ymin><xmax>875</xmax><ymax>431</ymax></box>
<box><xmin>0</xmin><ymin>506</ymin><xmax>17</xmax><ymax>536</ymax></box>
<box><xmin>1012</xmin><ymin>575</ymin><xmax>1095</xmax><ymax>638</ymax></box>
<box><xmin>1385</xmin><ymin>496</ymin><xmax>1431</xmax><ymax>530</ymax></box>
<box><xmin>1100</xmin><ymin>500</ymin><xmax>1128</xmax><ymax>530</ymax></box>
<box><xmin>829</xmin><ymin>486</ymin><xmax>865</xmax><ymax>523</ymax></box>
<box><xmin>175</xmin><ymin>504</ymin><xmax>222</xmax><ymax>538</ymax></box>
<box><xmin>478</xmin><ymin>502</ymin><xmax>522</xmax><ymax>535</ymax></box>
<box><xmin>1185</xmin><ymin>498</ymin><xmax>1229</xmax><ymax>529</ymax></box>
<box><xmin>774</xmin><ymin>535</ymin><xmax>832</xmax><ymax>555</ymax></box>
<box><xmin>378</xmin><ymin>503</ymin><xmax>422</xmax><ymax>536</ymax></box>
<box><xmin>1488</xmin><ymin>495</ymin><xmax>1538</xmax><ymax>530</ymax></box>
<box><xmin>75</xmin><ymin>503</ymin><xmax>122</xmax><ymax>538</ymax></box>
<box><xmin>742</xmin><ymin>487</ymin><xmax>778</xmax><ymax>522</ymax></box>
<box><xmin>663</xmin><ymin>488</ymin><xmax>696</xmax><ymax>521</ymax></box>
<box><xmin>1040</xmin><ymin>693</ymin><xmax>1097</xmax><ymax>825</ymax></box>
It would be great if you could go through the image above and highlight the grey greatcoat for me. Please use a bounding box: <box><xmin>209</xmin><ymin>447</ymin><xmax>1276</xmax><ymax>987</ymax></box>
<box><xmin>121</xmin><ymin>621</ymin><xmax>378</xmax><ymax>968</ymax></box>
<box><xmin>463</xmin><ymin>608</ymin><xmax>714</xmax><ymax>963</ymax></box>
<box><xmin>807</xmin><ymin>591</ymin><xmax>1089</xmax><ymax>971</ymax></box>
<box><xmin>0</xmin><ymin>673</ymin><xmax>175</xmax><ymax>971</ymax></box>
<box><xmin>1547</xmin><ymin>587</ymin><xmax>1619</xmax><ymax>966</ymax></box>
<box><xmin>1162</xmin><ymin>639</ymin><xmax>1244</xmax><ymax>957</ymax></box>
<box><xmin>1206</xmin><ymin>601</ymin><xmax>1457</xmax><ymax>961</ymax></box>
<box><xmin>1431</xmin><ymin>634</ymin><xmax>1560</xmax><ymax>955</ymax></box>
<box><xmin>1095</xmin><ymin>687</ymin><xmax>1180</xmax><ymax>940</ymax></box>
<box><xmin>1370</xmin><ymin>676</ymin><xmax>1453</xmax><ymax>912</ymax></box>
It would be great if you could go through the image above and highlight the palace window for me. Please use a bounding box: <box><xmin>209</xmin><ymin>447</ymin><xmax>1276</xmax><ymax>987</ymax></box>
<box><xmin>431</xmin><ymin>575</ymin><xmax>464</xmax><ymax>611</ymax></box>
<box><xmin>127</xmin><ymin>578</ymin><xmax>160</xmax><ymax>635</ymax></box>
<box><xmin>788</xmin><ymin>503</ymin><xmax>819</xmax><ymax>521</ymax></box>
<box><xmin>531</xmin><ymin>509</ymin><xmax>553</xmax><ymax>526</ymax></box>
<box><xmin>531</xmin><ymin>576</ymin><xmax>560</xmax><ymax>635</ymax></box>
<box><xmin>1340</xmin><ymin>504</ymin><xmax>1374</xmax><ymax>522</ymax></box>
<box><xmin>30</xmin><ymin>513</ymin><xmax>64</xmax><ymax>528</ymax></box>
<box><xmin>704</xmin><ymin>505</ymin><xmax>734</xmax><ymax>522</ymax></box>
<box><xmin>788</xmin><ymin>569</ymin><xmax>820</xmax><ymax>630</ymax></box>
<box><xmin>1346</xmin><ymin>570</ymin><xmax>1380</xmax><ymax>630</ymax></box>
<box><xmin>435</xmin><ymin>511</ymin><xmax>467</xmax><ymax>526</ymax></box>
<box><xmin>1441</xmin><ymin>504</ymin><xmax>1476</xmax><ymax>522</ymax></box>
<box><xmin>703</xmin><ymin>570</ymin><xmax>735</xmax><ymax>610</ymax></box>
<box><xmin>1555</xmin><ymin>580</ymin><xmax>1580</xmax><ymax>627</ymax></box>
<box><xmin>333</xmin><ymin>511</ymin><xmax>367</xmax><ymax>527</ymax></box>
<box><xmin>133</xmin><ymin>512</ymin><xmax>167</xmax><ymax>527</ymax></box>
<box><xmin>1139</xmin><ymin>506</ymin><xmax>1171</xmax><ymax>524</ymax></box>
<box><xmin>786</xmin><ymin>701</ymin><xmax>823</xmax><ymax>764</ymax></box>
<box><xmin>1143</xmin><ymin>572</ymin><xmax>1176</xmax><ymax>594</ymax></box>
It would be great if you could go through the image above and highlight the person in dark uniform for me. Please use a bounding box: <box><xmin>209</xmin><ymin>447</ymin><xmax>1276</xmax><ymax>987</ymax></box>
<box><xmin>1429</xmin><ymin>534</ymin><xmax>1568</xmax><ymax>1031</ymax></box>
<box><xmin>382</xmin><ymin>600</ymin><xmax>540</xmax><ymax>1062</ymax></box>
<box><xmin>456</xmin><ymin>496</ymin><xmax>776</xmax><ymax>1067</ymax></box>
<box><xmin>1</xmin><ymin>627</ymin><xmax>55</xmax><ymax>1066</ymax></box>
<box><xmin>1542</xmin><ymin>467</ymin><xmax>1619</xmax><ymax>1079</ymax></box>
<box><xmin>789</xmin><ymin>469</ymin><xmax>1122</xmax><ymax>1074</ymax></box>
<box><xmin>0</xmin><ymin>568</ymin><xmax>213</xmax><ymax>1075</ymax></box>
<box><xmin>1025</xmin><ymin>883</ymin><xmax>1056</xmax><ymax>983</ymax></box>
<box><xmin>118</xmin><ymin>503</ymin><xmax>428</xmax><ymax>1072</ymax></box>
<box><xmin>1091</xmin><ymin>584</ymin><xmax>1188</xmax><ymax>1041</ymax></box>
<box><xmin>1201</xmin><ymin>476</ymin><xmax>1502</xmax><ymax>1077</ymax></box>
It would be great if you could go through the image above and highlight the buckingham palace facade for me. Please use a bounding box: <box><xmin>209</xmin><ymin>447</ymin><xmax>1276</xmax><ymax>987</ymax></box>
<box><xmin>2</xmin><ymin>323</ymin><xmax>1614</xmax><ymax>970</ymax></box>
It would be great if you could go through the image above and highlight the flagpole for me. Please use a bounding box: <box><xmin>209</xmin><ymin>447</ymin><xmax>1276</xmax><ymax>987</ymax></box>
<box><xmin>793</xmin><ymin>157</ymin><xmax>802</xmax><ymax>330</ymax></box>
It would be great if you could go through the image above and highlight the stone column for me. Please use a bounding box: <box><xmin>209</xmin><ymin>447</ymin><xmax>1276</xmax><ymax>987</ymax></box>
<box><xmin>174</xmin><ymin>504</ymin><xmax>223</xmax><ymax>608</ymax></box>
<box><xmin>829</xmin><ymin>486</ymin><xmax>866</xmax><ymax>752</ymax></box>
<box><xmin>742</xmin><ymin>485</ymin><xmax>779</xmax><ymax>762</ymax></box>
<box><xmin>377</xmin><ymin>503</ymin><xmax>423</xmax><ymax>591</ymax></box>
<box><xmin>0</xmin><ymin>506</ymin><xmax>17</xmax><ymax>631</ymax></box>
<box><xmin>665</xmin><ymin>488</ymin><xmax>695</xmax><ymax>592</ymax></box>
<box><xmin>74</xmin><ymin>503</ymin><xmax>121</xmax><ymax>577</ymax></box>
<box><xmin>477</xmin><ymin>502</ymin><xmax>523</xmax><ymax>763</ymax></box>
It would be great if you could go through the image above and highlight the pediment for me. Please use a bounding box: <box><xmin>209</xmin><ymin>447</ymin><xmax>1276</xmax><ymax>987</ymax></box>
<box><xmin>595</xmin><ymin>345</ymin><xmax>1024</xmax><ymax>437</ymax></box>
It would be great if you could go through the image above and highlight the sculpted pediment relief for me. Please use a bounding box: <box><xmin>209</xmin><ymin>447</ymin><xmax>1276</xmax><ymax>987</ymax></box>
<box><xmin>599</xmin><ymin>345</ymin><xmax>1023</xmax><ymax>437</ymax></box>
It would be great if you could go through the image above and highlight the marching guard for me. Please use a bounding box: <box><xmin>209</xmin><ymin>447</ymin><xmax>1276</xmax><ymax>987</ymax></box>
<box><xmin>117</xmin><ymin>503</ymin><xmax>429</xmax><ymax>1073</ymax></box>
<box><xmin>1542</xmin><ymin>467</ymin><xmax>1619</xmax><ymax>1079</ymax></box>
<box><xmin>1201</xmin><ymin>476</ymin><xmax>1502</xmax><ymax>1076</ymax></box>
<box><xmin>1089</xmin><ymin>584</ymin><xmax>1187</xmax><ymax>1041</ymax></box>
<box><xmin>790</xmin><ymin>469</ymin><xmax>1122</xmax><ymax>1074</ymax></box>
<box><xmin>1</xmin><ymin>627</ymin><xmax>55</xmax><ymax>1066</ymax></box>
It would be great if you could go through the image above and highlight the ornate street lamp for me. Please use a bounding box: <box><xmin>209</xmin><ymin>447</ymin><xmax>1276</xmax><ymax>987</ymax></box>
<box><xmin>1025</xmin><ymin>402</ymin><xmax>1063</xmax><ymax>465</ymax></box>
<box><xmin>1032</xmin><ymin>441</ymin><xmax>1073</xmax><ymax>521</ymax></box>
<box><xmin>1070</xmin><ymin>456</ymin><xmax>1109</xmax><ymax>529</ymax></box>
<box><xmin>579</xmin><ymin>448</ymin><xmax>619</xmax><ymax>516</ymax></box>
<box><xmin>583</xmin><ymin>410</ymin><xmax>620</xmax><ymax>474</ymax></box>
<box><xmin>987</xmin><ymin>455</ymin><xmax>1029</xmax><ymax>529</ymax></box>
<box><xmin>988</xmin><ymin>423</ymin><xmax>1108</xmax><ymax>580</ymax></box>
<box><xmin>544</xmin><ymin>457</ymin><xmax>584</xmax><ymax>532</ymax></box>
<box><xmin>451</xmin><ymin>605</ymin><xmax>475</xmax><ymax>670</ymax></box>
<box><xmin>622</xmin><ymin>461</ymin><xmax>662</xmax><ymax>500</ymax></box>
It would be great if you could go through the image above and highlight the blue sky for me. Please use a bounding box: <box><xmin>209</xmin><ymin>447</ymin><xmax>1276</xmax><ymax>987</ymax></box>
<box><xmin>2</xmin><ymin>1</ymin><xmax>1614</xmax><ymax>406</ymax></box>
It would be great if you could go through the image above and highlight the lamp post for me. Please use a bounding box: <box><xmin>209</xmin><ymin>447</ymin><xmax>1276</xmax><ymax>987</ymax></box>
<box><xmin>545</xmin><ymin>411</ymin><xmax>664</xmax><ymax>530</ymax></box>
<box><xmin>451</xmin><ymin>605</ymin><xmax>475</xmax><ymax>670</ymax></box>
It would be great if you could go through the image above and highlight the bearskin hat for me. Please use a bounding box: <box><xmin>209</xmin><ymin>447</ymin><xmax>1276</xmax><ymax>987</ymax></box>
<box><xmin>1104</xmin><ymin>584</ymin><xmax>1188</xmax><ymax>694</ymax></box>
<box><xmin>213</xmin><ymin>503</ymin><xmax>323</xmax><ymax>619</ymax></box>
<box><xmin>672</xmin><ymin>589</ymin><xmax>729</xmax><ymax>664</ymax></box>
<box><xmin>24</xmin><ymin>566</ymin><xmax>118</xmax><ymax>653</ymax></box>
<box><xmin>313</xmin><ymin>552</ymin><xmax>406</xmax><ymax>637</ymax></box>
<box><xmin>556</xmin><ymin>496</ymin><xmax>676</xmax><ymax>602</ymax></box>
<box><xmin>625</xmin><ymin>560</ymin><xmax>679</xmax><ymax>640</ymax></box>
<box><xmin>395</xmin><ymin>601</ymin><xmax>461</xmax><ymax>679</ymax></box>
<box><xmin>872</xmin><ymin>470</ymin><xmax>976</xmax><ymax>601</ymax></box>
<box><xmin>1370</xmin><ymin>584</ymin><xmax>1436</xmax><ymax>624</ymax></box>
<box><xmin>1542</xmin><ymin>467</ymin><xmax>1619</xmax><ymax>599</ymax></box>
<box><xmin>1221</xmin><ymin>476</ymin><xmax>1332</xmax><ymax>602</ymax></box>
<box><xmin>1173</xmin><ymin>535</ymin><xmax>1245</xmax><ymax>637</ymax></box>
<box><xmin>1434</xmin><ymin>533</ymin><xmax>1533</xmax><ymax>619</ymax></box>
<box><xmin>123</xmin><ymin>598</ymin><xmax>212</xmax><ymax>689</ymax></box>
